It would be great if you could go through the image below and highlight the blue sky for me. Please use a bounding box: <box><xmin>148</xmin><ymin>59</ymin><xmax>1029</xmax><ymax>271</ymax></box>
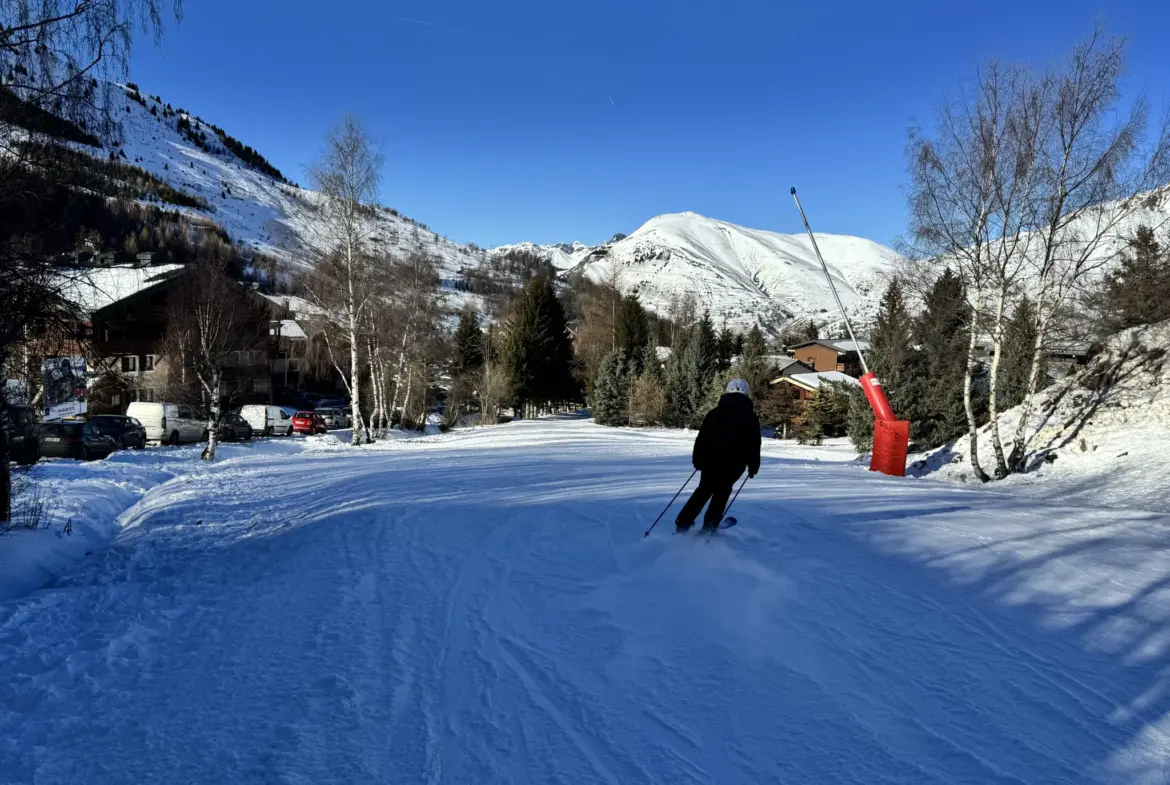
<box><xmin>131</xmin><ymin>1</ymin><xmax>1170</xmax><ymax>248</ymax></box>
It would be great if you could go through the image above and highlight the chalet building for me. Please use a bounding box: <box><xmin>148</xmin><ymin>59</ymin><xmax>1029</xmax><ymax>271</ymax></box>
<box><xmin>34</xmin><ymin>257</ymin><xmax>276</xmax><ymax>415</ymax></box>
<box><xmin>785</xmin><ymin>339</ymin><xmax>870</xmax><ymax>378</ymax></box>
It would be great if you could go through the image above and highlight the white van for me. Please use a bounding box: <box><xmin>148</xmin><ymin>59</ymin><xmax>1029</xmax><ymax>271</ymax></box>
<box><xmin>125</xmin><ymin>402</ymin><xmax>205</xmax><ymax>445</ymax></box>
<box><xmin>240</xmin><ymin>404</ymin><xmax>294</xmax><ymax>436</ymax></box>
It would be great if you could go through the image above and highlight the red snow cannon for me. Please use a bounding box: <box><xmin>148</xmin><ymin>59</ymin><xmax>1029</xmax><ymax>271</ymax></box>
<box><xmin>860</xmin><ymin>372</ymin><xmax>909</xmax><ymax>477</ymax></box>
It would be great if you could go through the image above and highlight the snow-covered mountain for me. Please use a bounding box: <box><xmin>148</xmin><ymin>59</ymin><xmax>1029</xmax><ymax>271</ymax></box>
<box><xmin>93</xmin><ymin>84</ymin><xmax>487</xmax><ymax>288</ymax></box>
<box><xmin>42</xmin><ymin>83</ymin><xmax>898</xmax><ymax>332</ymax></box>
<box><xmin>494</xmin><ymin>213</ymin><xmax>901</xmax><ymax>332</ymax></box>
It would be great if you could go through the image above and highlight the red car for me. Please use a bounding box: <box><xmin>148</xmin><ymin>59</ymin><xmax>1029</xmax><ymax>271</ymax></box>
<box><xmin>292</xmin><ymin>411</ymin><xmax>327</xmax><ymax>435</ymax></box>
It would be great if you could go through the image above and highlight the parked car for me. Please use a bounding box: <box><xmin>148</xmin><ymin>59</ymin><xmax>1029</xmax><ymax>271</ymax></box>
<box><xmin>215</xmin><ymin>412</ymin><xmax>253</xmax><ymax>442</ymax></box>
<box><xmin>126</xmin><ymin>402</ymin><xmax>204</xmax><ymax>445</ymax></box>
<box><xmin>36</xmin><ymin>421</ymin><xmax>117</xmax><ymax>461</ymax></box>
<box><xmin>89</xmin><ymin>414</ymin><xmax>147</xmax><ymax>450</ymax></box>
<box><xmin>317</xmin><ymin>397</ymin><xmax>349</xmax><ymax>410</ymax></box>
<box><xmin>314</xmin><ymin>407</ymin><xmax>350</xmax><ymax>429</ymax></box>
<box><xmin>6</xmin><ymin>404</ymin><xmax>40</xmax><ymax>465</ymax></box>
<box><xmin>292</xmin><ymin>411</ymin><xmax>327</xmax><ymax>435</ymax></box>
<box><xmin>240</xmin><ymin>404</ymin><xmax>294</xmax><ymax>436</ymax></box>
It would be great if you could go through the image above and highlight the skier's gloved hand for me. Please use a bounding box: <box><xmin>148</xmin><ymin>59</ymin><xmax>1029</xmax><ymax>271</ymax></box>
<box><xmin>749</xmin><ymin>470</ymin><xmax>757</xmax><ymax>479</ymax></box>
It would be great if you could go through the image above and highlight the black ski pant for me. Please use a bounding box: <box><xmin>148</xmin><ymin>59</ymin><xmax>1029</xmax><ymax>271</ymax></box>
<box><xmin>676</xmin><ymin>469</ymin><xmax>741</xmax><ymax>529</ymax></box>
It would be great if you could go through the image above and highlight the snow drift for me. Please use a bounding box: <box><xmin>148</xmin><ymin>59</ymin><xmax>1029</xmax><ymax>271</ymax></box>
<box><xmin>910</xmin><ymin>319</ymin><xmax>1170</xmax><ymax>513</ymax></box>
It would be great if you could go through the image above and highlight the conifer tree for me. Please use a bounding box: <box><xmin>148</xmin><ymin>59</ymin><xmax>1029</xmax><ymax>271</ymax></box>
<box><xmin>1099</xmin><ymin>225</ymin><xmax>1170</xmax><ymax>333</ymax></box>
<box><xmin>910</xmin><ymin>269</ymin><xmax>982</xmax><ymax>449</ymax></box>
<box><xmin>715</xmin><ymin>326</ymin><xmax>735</xmax><ymax>372</ymax></box>
<box><xmin>503</xmin><ymin>277</ymin><xmax>579</xmax><ymax>417</ymax></box>
<box><xmin>999</xmin><ymin>297</ymin><xmax>1045</xmax><ymax>410</ymax></box>
<box><xmin>695</xmin><ymin>312</ymin><xmax>717</xmax><ymax>382</ymax></box>
<box><xmin>451</xmin><ymin>306</ymin><xmax>484</xmax><ymax>377</ymax></box>
<box><xmin>739</xmin><ymin>324</ymin><xmax>770</xmax><ymax>396</ymax></box>
<box><xmin>869</xmin><ymin>278</ymin><xmax>914</xmax><ymax>389</ymax></box>
<box><xmin>592</xmin><ymin>349</ymin><xmax>632</xmax><ymax>426</ymax></box>
<box><xmin>615</xmin><ymin>294</ymin><xmax>651</xmax><ymax>368</ymax></box>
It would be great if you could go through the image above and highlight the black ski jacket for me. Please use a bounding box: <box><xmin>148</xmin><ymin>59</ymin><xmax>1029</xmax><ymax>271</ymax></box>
<box><xmin>692</xmin><ymin>393</ymin><xmax>762</xmax><ymax>477</ymax></box>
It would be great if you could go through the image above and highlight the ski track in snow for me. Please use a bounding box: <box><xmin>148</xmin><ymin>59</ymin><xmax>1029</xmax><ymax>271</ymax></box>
<box><xmin>3</xmin><ymin>418</ymin><xmax>1170</xmax><ymax>783</ymax></box>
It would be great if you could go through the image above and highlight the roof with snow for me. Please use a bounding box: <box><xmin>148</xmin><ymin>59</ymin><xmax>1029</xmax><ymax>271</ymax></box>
<box><xmin>61</xmin><ymin>264</ymin><xmax>187</xmax><ymax>313</ymax></box>
<box><xmin>260</xmin><ymin>293</ymin><xmax>327</xmax><ymax>318</ymax></box>
<box><xmin>787</xmin><ymin>339</ymin><xmax>871</xmax><ymax>354</ymax></box>
<box><xmin>274</xmin><ymin>319</ymin><xmax>308</xmax><ymax>340</ymax></box>
<box><xmin>782</xmin><ymin>371</ymin><xmax>862</xmax><ymax>392</ymax></box>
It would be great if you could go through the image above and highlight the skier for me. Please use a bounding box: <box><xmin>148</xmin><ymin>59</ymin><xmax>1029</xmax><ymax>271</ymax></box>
<box><xmin>676</xmin><ymin>378</ymin><xmax>761</xmax><ymax>533</ymax></box>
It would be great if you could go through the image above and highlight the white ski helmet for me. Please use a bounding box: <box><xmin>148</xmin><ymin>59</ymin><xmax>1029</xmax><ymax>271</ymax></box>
<box><xmin>725</xmin><ymin>378</ymin><xmax>750</xmax><ymax>396</ymax></box>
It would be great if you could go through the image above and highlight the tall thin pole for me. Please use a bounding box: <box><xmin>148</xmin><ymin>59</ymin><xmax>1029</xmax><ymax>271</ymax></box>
<box><xmin>789</xmin><ymin>187</ymin><xmax>870</xmax><ymax>376</ymax></box>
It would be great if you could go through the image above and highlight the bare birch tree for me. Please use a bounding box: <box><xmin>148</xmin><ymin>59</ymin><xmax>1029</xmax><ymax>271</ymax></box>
<box><xmin>1006</xmin><ymin>30</ymin><xmax>1170</xmax><ymax>472</ymax></box>
<box><xmin>908</xmin><ymin>63</ymin><xmax>1013</xmax><ymax>482</ymax></box>
<box><xmin>164</xmin><ymin>262</ymin><xmax>266</xmax><ymax>461</ymax></box>
<box><xmin>302</xmin><ymin>116</ymin><xmax>384</xmax><ymax>445</ymax></box>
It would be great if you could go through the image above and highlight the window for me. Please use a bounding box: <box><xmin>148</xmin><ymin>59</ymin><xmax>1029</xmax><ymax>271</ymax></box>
<box><xmin>121</xmin><ymin>355</ymin><xmax>138</xmax><ymax>372</ymax></box>
<box><xmin>805</xmin><ymin>356</ymin><xmax>816</xmax><ymax>370</ymax></box>
<box><xmin>144</xmin><ymin>355</ymin><xmax>155</xmax><ymax>371</ymax></box>
<box><xmin>288</xmin><ymin>358</ymin><xmax>301</xmax><ymax>372</ymax></box>
<box><xmin>177</xmin><ymin>407</ymin><xmax>193</xmax><ymax>419</ymax></box>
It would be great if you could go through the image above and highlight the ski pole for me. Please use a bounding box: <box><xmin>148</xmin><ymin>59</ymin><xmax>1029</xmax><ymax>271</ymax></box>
<box><xmin>644</xmin><ymin>469</ymin><xmax>697</xmax><ymax>537</ymax></box>
<box><xmin>722</xmin><ymin>475</ymin><xmax>749</xmax><ymax>522</ymax></box>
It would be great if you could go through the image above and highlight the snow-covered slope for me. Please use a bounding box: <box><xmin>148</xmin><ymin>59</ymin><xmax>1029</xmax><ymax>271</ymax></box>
<box><xmin>910</xmin><ymin>319</ymin><xmax>1170</xmax><ymax>513</ymax></box>
<box><xmin>6</xmin><ymin>418</ymin><xmax>1170</xmax><ymax>782</ymax></box>
<box><xmin>96</xmin><ymin>84</ymin><xmax>486</xmax><ymax>288</ymax></box>
<box><xmin>496</xmin><ymin>212</ymin><xmax>901</xmax><ymax>332</ymax></box>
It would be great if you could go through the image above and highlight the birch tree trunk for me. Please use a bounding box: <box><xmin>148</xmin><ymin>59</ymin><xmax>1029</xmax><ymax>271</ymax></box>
<box><xmin>0</xmin><ymin>348</ymin><xmax>10</xmax><ymax>522</ymax></box>
<box><xmin>963</xmin><ymin>286</ymin><xmax>990</xmax><ymax>483</ymax></box>
<box><xmin>202</xmin><ymin>374</ymin><xmax>221</xmax><ymax>462</ymax></box>
<box><xmin>985</xmin><ymin>287</ymin><xmax>1010</xmax><ymax>478</ymax></box>
<box><xmin>1007</xmin><ymin>301</ymin><xmax>1051</xmax><ymax>473</ymax></box>
<box><xmin>400</xmin><ymin>368</ymin><xmax>413</xmax><ymax>431</ymax></box>
<box><xmin>347</xmin><ymin>305</ymin><xmax>366</xmax><ymax>445</ymax></box>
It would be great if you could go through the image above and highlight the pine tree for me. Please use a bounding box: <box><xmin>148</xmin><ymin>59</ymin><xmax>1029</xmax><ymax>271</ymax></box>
<box><xmin>1100</xmin><ymin>225</ymin><xmax>1170</xmax><ymax>333</ymax></box>
<box><xmin>739</xmin><ymin>324</ymin><xmax>770</xmax><ymax>396</ymax></box>
<box><xmin>869</xmin><ymin>278</ymin><xmax>914</xmax><ymax>388</ymax></box>
<box><xmin>695</xmin><ymin>311</ymin><xmax>717</xmax><ymax>381</ymax></box>
<box><xmin>758</xmin><ymin>383</ymin><xmax>800</xmax><ymax>438</ymax></box>
<box><xmin>615</xmin><ymin>294</ymin><xmax>651</xmax><ymax>367</ymax></box>
<box><xmin>911</xmin><ymin>269</ymin><xmax>982</xmax><ymax>449</ymax></box>
<box><xmin>592</xmin><ymin>349</ymin><xmax>632</xmax><ymax>426</ymax></box>
<box><xmin>999</xmin><ymin>297</ymin><xmax>1045</xmax><ymax>410</ymax></box>
<box><xmin>795</xmin><ymin>381</ymin><xmax>851</xmax><ymax>445</ymax></box>
<box><xmin>451</xmin><ymin>306</ymin><xmax>484</xmax><ymax>377</ymax></box>
<box><xmin>715</xmin><ymin>326</ymin><xmax>735</xmax><ymax>372</ymax></box>
<box><xmin>503</xmin><ymin>277</ymin><xmax>579</xmax><ymax>417</ymax></box>
<box><xmin>664</xmin><ymin>326</ymin><xmax>712</xmax><ymax>428</ymax></box>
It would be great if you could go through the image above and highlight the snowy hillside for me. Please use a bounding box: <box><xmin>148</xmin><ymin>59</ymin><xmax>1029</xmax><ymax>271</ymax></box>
<box><xmin>90</xmin><ymin>84</ymin><xmax>487</xmax><ymax>291</ymax></box>
<box><xmin>496</xmin><ymin>212</ymin><xmax>901</xmax><ymax>332</ymax></box>
<box><xmin>910</xmin><ymin>319</ymin><xmax>1170</xmax><ymax>513</ymax></box>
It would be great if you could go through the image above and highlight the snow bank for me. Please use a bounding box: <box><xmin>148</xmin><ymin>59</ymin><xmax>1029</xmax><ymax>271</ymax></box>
<box><xmin>910</xmin><ymin>320</ymin><xmax>1170</xmax><ymax>512</ymax></box>
<box><xmin>0</xmin><ymin>438</ymin><xmax>334</xmax><ymax>601</ymax></box>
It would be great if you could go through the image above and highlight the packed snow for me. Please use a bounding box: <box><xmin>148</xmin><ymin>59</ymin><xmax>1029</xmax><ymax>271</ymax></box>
<box><xmin>911</xmin><ymin>319</ymin><xmax>1170</xmax><ymax>514</ymax></box>
<box><xmin>5</xmin><ymin>416</ymin><xmax>1170</xmax><ymax>783</ymax></box>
